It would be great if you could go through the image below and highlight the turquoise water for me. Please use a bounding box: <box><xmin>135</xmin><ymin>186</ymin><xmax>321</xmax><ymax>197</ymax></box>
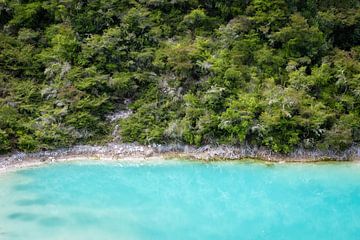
<box><xmin>0</xmin><ymin>160</ymin><xmax>360</xmax><ymax>239</ymax></box>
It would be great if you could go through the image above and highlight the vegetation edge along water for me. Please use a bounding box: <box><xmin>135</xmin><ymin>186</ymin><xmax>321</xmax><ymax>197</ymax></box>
<box><xmin>0</xmin><ymin>0</ymin><xmax>359</xmax><ymax>156</ymax></box>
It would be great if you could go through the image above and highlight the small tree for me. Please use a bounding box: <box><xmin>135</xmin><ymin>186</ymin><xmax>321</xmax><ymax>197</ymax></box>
<box><xmin>179</xmin><ymin>9</ymin><xmax>210</xmax><ymax>39</ymax></box>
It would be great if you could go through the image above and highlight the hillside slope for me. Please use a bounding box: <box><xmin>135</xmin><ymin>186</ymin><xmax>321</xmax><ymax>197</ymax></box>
<box><xmin>0</xmin><ymin>0</ymin><xmax>359</xmax><ymax>153</ymax></box>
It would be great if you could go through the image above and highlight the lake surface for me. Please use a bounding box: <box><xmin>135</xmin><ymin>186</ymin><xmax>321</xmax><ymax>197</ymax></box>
<box><xmin>0</xmin><ymin>160</ymin><xmax>360</xmax><ymax>240</ymax></box>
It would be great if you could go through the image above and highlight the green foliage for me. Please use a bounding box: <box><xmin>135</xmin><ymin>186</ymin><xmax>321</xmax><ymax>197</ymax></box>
<box><xmin>0</xmin><ymin>129</ymin><xmax>11</xmax><ymax>153</ymax></box>
<box><xmin>17</xmin><ymin>133</ymin><xmax>39</xmax><ymax>152</ymax></box>
<box><xmin>179</xmin><ymin>9</ymin><xmax>211</xmax><ymax>38</ymax></box>
<box><xmin>271</xmin><ymin>14</ymin><xmax>326</xmax><ymax>60</ymax></box>
<box><xmin>0</xmin><ymin>33</ymin><xmax>40</xmax><ymax>78</ymax></box>
<box><xmin>219</xmin><ymin>93</ymin><xmax>259</xmax><ymax>143</ymax></box>
<box><xmin>247</xmin><ymin>0</ymin><xmax>288</xmax><ymax>34</ymax></box>
<box><xmin>7</xmin><ymin>2</ymin><xmax>51</xmax><ymax>29</ymax></box>
<box><xmin>120</xmin><ymin>102</ymin><xmax>169</xmax><ymax>144</ymax></box>
<box><xmin>38</xmin><ymin>24</ymin><xmax>79</xmax><ymax>63</ymax></box>
<box><xmin>317</xmin><ymin>8</ymin><xmax>360</xmax><ymax>49</ymax></box>
<box><xmin>0</xmin><ymin>0</ymin><xmax>359</xmax><ymax>153</ymax></box>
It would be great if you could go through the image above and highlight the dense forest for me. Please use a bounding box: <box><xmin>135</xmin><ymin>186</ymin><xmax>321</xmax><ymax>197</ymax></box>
<box><xmin>0</xmin><ymin>0</ymin><xmax>359</xmax><ymax>154</ymax></box>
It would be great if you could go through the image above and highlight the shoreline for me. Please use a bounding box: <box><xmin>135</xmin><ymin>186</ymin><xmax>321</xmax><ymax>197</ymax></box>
<box><xmin>0</xmin><ymin>143</ymin><xmax>359</xmax><ymax>173</ymax></box>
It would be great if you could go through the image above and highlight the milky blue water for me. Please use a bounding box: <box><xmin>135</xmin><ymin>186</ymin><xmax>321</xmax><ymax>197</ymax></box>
<box><xmin>0</xmin><ymin>160</ymin><xmax>360</xmax><ymax>240</ymax></box>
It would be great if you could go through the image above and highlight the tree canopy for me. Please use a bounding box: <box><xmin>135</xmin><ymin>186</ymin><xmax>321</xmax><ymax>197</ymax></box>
<box><xmin>0</xmin><ymin>0</ymin><xmax>359</xmax><ymax>153</ymax></box>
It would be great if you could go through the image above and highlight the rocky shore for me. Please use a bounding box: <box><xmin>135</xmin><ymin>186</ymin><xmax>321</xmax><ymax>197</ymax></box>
<box><xmin>1</xmin><ymin>143</ymin><xmax>360</xmax><ymax>173</ymax></box>
<box><xmin>3</xmin><ymin>109</ymin><xmax>357</xmax><ymax>172</ymax></box>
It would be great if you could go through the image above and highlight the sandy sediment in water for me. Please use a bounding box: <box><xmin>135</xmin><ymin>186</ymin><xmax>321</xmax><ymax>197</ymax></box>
<box><xmin>0</xmin><ymin>143</ymin><xmax>359</xmax><ymax>173</ymax></box>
